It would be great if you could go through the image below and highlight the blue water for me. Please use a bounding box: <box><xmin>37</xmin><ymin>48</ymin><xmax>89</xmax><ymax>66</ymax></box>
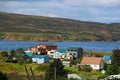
<box><xmin>0</xmin><ymin>40</ymin><xmax>120</xmax><ymax>52</ymax></box>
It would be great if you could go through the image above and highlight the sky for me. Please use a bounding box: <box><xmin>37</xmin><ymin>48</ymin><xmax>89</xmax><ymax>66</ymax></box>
<box><xmin>0</xmin><ymin>0</ymin><xmax>120</xmax><ymax>23</ymax></box>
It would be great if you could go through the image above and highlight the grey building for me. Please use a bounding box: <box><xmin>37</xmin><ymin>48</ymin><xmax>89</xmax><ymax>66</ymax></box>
<box><xmin>66</xmin><ymin>47</ymin><xmax>83</xmax><ymax>59</ymax></box>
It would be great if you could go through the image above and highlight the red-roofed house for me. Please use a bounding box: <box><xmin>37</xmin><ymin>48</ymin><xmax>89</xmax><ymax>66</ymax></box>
<box><xmin>80</xmin><ymin>57</ymin><xmax>104</xmax><ymax>71</ymax></box>
<box><xmin>28</xmin><ymin>46</ymin><xmax>37</xmax><ymax>53</ymax></box>
<box><xmin>37</xmin><ymin>44</ymin><xmax>57</xmax><ymax>56</ymax></box>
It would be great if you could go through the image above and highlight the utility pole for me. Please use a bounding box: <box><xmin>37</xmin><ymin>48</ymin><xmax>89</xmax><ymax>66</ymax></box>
<box><xmin>25</xmin><ymin>65</ymin><xmax>30</xmax><ymax>80</ymax></box>
<box><xmin>30</xmin><ymin>67</ymin><xmax>36</xmax><ymax>80</ymax></box>
<box><xmin>54</xmin><ymin>67</ymin><xmax>56</xmax><ymax>80</ymax></box>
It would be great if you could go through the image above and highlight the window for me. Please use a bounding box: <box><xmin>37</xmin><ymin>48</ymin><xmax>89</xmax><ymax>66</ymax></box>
<box><xmin>69</xmin><ymin>53</ymin><xmax>72</xmax><ymax>55</ymax></box>
<box><xmin>74</xmin><ymin>50</ymin><xmax>77</xmax><ymax>52</ymax></box>
<box><xmin>73</xmin><ymin>53</ymin><xmax>76</xmax><ymax>56</ymax></box>
<box><xmin>50</xmin><ymin>52</ymin><xmax>54</xmax><ymax>54</ymax></box>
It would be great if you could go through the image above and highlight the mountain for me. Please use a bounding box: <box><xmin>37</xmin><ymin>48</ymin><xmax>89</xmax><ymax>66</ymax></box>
<box><xmin>0</xmin><ymin>12</ymin><xmax>120</xmax><ymax>41</ymax></box>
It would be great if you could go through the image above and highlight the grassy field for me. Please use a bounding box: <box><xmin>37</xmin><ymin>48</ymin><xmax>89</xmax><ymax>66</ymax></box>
<box><xmin>0</xmin><ymin>61</ymin><xmax>107</xmax><ymax>79</ymax></box>
<box><xmin>64</xmin><ymin>66</ymin><xmax>107</xmax><ymax>79</ymax></box>
<box><xmin>0</xmin><ymin>62</ymin><xmax>50</xmax><ymax>75</ymax></box>
<box><xmin>0</xmin><ymin>51</ymin><xmax>112</xmax><ymax>79</ymax></box>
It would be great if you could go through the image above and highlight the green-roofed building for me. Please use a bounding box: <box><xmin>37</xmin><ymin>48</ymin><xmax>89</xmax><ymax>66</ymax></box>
<box><xmin>57</xmin><ymin>49</ymin><xmax>66</xmax><ymax>53</ymax></box>
<box><xmin>25</xmin><ymin>51</ymin><xmax>33</xmax><ymax>57</ymax></box>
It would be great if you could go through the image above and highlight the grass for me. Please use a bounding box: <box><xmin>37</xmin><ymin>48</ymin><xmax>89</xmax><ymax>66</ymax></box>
<box><xmin>83</xmin><ymin>51</ymin><xmax>112</xmax><ymax>57</ymax></box>
<box><xmin>64</xmin><ymin>66</ymin><xmax>107</xmax><ymax>79</ymax></box>
<box><xmin>0</xmin><ymin>62</ymin><xmax>50</xmax><ymax>75</ymax></box>
<box><xmin>0</xmin><ymin>61</ymin><xmax>108</xmax><ymax>79</ymax></box>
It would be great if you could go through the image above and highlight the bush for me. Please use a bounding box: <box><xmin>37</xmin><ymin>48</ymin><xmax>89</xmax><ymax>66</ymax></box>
<box><xmin>0</xmin><ymin>71</ymin><xmax>8</xmax><ymax>80</ymax></box>
<box><xmin>98</xmin><ymin>75</ymin><xmax>107</xmax><ymax>79</ymax></box>
<box><xmin>79</xmin><ymin>65</ymin><xmax>92</xmax><ymax>72</ymax></box>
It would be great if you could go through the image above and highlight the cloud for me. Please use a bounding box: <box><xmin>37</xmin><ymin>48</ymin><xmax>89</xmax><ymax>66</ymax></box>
<box><xmin>90</xmin><ymin>0</ymin><xmax>120</xmax><ymax>6</ymax></box>
<box><xmin>0</xmin><ymin>0</ymin><xmax>120</xmax><ymax>23</ymax></box>
<box><xmin>63</xmin><ymin>0</ymin><xmax>120</xmax><ymax>7</ymax></box>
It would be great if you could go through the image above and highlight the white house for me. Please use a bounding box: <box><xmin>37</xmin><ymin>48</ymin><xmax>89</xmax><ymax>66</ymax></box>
<box><xmin>53</xmin><ymin>49</ymin><xmax>66</xmax><ymax>59</ymax></box>
<box><xmin>53</xmin><ymin>52</ymin><xmax>66</xmax><ymax>59</ymax></box>
<box><xmin>80</xmin><ymin>57</ymin><xmax>104</xmax><ymax>71</ymax></box>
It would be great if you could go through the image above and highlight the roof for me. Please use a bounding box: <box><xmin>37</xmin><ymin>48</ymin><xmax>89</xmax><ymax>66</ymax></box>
<box><xmin>25</xmin><ymin>51</ymin><xmax>33</xmax><ymax>57</ymax></box>
<box><xmin>28</xmin><ymin>46</ymin><xmax>37</xmax><ymax>49</ymax></box>
<box><xmin>57</xmin><ymin>49</ymin><xmax>66</xmax><ymax>53</ymax></box>
<box><xmin>103</xmin><ymin>55</ymin><xmax>111</xmax><ymax>60</ymax></box>
<box><xmin>81</xmin><ymin>57</ymin><xmax>102</xmax><ymax>65</ymax></box>
<box><xmin>37</xmin><ymin>44</ymin><xmax>57</xmax><ymax>46</ymax></box>
<box><xmin>32</xmin><ymin>55</ymin><xmax>48</xmax><ymax>58</ymax></box>
<box><xmin>67</xmin><ymin>47</ymin><xmax>83</xmax><ymax>50</ymax></box>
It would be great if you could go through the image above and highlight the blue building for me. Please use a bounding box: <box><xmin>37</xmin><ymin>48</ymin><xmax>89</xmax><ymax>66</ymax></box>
<box><xmin>66</xmin><ymin>47</ymin><xmax>83</xmax><ymax>60</ymax></box>
<box><xmin>103</xmin><ymin>55</ymin><xmax>111</xmax><ymax>64</ymax></box>
<box><xmin>32</xmin><ymin>55</ymin><xmax>50</xmax><ymax>63</ymax></box>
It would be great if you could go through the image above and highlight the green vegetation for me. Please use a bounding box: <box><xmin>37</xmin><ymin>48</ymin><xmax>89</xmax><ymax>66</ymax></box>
<box><xmin>0</xmin><ymin>62</ymin><xmax>44</xmax><ymax>74</ymax></box>
<box><xmin>0</xmin><ymin>71</ymin><xmax>8</xmax><ymax>80</ymax></box>
<box><xmin>0</xmin><ymin>49</ymin><xmax>119</xmax><ymax>80</ymax></box>
<box><xmin>106</xmin><ymin>48</ymin><xmax>120</xmax><ymax>75</ymax></box>
<box><xmin>45</xmin><ymin>59</ymin><xmax>67</xmax><ymax>80</ymax></box>
<box><xmin>0</xmin><ymin>48</ymin><xmax>32</xmax><ymax>64</ymax></box>
<box><xmin>64</xmin><ymin>66</ymin><xmax>106</xmax><ymax>79</ymax></box>
<box><xmin>78</xmin><ymin>65</ymin><xmax>92</xmax><ymax>72</ymax></box>
<box><xmin>83</xmin><ymin>50</ymin><xmax>112</xmax><ymax>57</ymax></box>
<box><xmin>0</xmin><ymin>12</ymin><xmax>120</xmax><ymax>41</ymax></box>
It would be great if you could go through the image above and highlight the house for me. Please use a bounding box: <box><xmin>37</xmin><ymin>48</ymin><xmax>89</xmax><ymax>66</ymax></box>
<box><xmin>80</xmin><ymin>57</ymin><xmax>104</xmax><ymax>71</ymax></box>
<box><xmin>27</xmin><ymin>46</ymin><xmax>37</xmax><ymax>53</ymax></box>
<box><xmin>37</xmin><ymin>44</ymin><xmax>57</xmax><ymax>56</ymax></box>
<box><xmin>66</xmin><ymin>47</ymin><xmax>83</xmax><ymax>60</ymax></box>
<box><xmin>53</xmin><ymin>49</ymin><xmax>66</xmax><ymax>59</ymax></box>
<box><xmin>103</xmin><ymin>55</ymin><xmax>111</xmax><ymax>64</ymax></box>
<box><xmin>32</xmin><ymin>55</ymin><xmax>49</xmax><ymax>64</ymax></box>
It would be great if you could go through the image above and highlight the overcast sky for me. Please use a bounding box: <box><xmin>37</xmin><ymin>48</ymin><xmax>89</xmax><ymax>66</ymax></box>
<box><xmin>0</xmin><ymin>0</ymin><xmax>120</xmax><ymax>23</ymax></box>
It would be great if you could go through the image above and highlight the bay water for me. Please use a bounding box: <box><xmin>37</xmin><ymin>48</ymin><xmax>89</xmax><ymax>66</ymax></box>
<box><xmin>0</xmin><ymin>40</ymin><xmax>120</xmax><ymax>52</ymax></box>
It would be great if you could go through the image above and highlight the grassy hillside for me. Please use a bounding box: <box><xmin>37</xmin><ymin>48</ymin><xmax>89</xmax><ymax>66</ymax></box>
<box><xmin>0</xmin><ymin>12</ymin><xmax>120</xmax><ymax>41</ymax></box>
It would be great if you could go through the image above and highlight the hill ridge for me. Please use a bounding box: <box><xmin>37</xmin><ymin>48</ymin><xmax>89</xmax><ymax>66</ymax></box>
<box><xmin>0</xmin><ymin>12</ymin><xmax>120</xmax><ymax>41</ymax></box>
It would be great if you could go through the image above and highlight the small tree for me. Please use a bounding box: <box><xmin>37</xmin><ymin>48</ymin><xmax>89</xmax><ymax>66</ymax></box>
<box><xmin>45</xmin><ymin>59</ymin><xmax>67</xmax><ymax>80</ymax></box>
<box><xmin>16</xmin><ymin>48</ymin><xmax>25</xmax><ymax>55</ymax></box>
<box><xmin>80</xmin><ymin>65</ymin><xmax>92</xmax><ymax>72</ymax></box>
<box><xmin>1</xmin><ymin>51</ymin><xmax>9</xmax><ymax>61</ymax></box>
<box><xmin>107</xmin><ymin>64</ymin><xmax>119</xmax><ymax>75</ymax></box>
<box><xmin>1</xmin><ymin>51</ymin><xmax>8</xmax><ymax>57</ymax></box>
<box><xmin>111</xmin><ymin>48</ymin><xmax>120</xmax><ymax>66</ymax></box>
<box><xmin>106</xmin><ymin>48</ymin><xmax>120</xmax><ymax>75</ymax></box>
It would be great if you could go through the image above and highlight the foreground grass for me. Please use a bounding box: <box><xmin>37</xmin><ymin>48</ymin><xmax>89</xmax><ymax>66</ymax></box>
<box><xmin>64</xmin><ymin>66</ymin><xmax>107</xmax><ymax>79</ymax></box>
<box><xmin>0</xmin><ymin>61</ymin><xmax>107</xmax><ymax>79</ymax></box>
<box><xmin>0</xmin><ymin>62</ymin><xmax>50</xmax><ymax>75</ymax></box>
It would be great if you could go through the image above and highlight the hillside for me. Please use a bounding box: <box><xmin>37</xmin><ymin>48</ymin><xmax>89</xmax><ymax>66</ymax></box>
<box><xmin>0</xmin><ymin>12</ymin><xmax>120</xmax><ymax>41</ymax></box>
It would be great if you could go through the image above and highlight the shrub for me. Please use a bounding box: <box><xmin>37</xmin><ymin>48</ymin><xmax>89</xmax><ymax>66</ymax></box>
<box><xmin>79</xmin><ymin>65</ymin><xmax>92</xmax><ymax>72</ymax></box>
<box><xmin>0</xmin><ymin>71</ymin><xmax>8</xmax><ymax>80</ymax></box>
